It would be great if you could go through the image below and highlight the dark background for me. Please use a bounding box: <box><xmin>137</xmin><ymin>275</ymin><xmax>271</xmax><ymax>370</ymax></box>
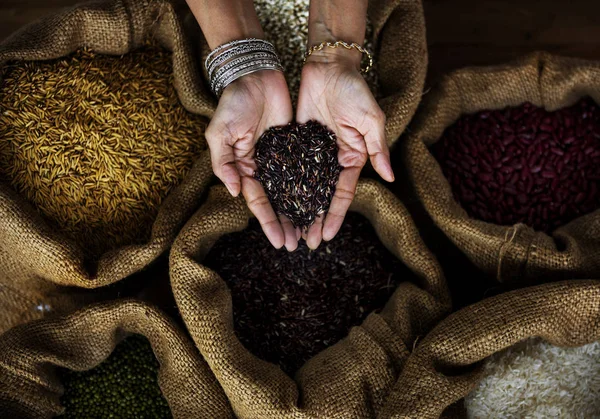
<box><xmin>3</xmin><ymin>0</ymin><xmax>600</xmax><ymax>83</ymax></box>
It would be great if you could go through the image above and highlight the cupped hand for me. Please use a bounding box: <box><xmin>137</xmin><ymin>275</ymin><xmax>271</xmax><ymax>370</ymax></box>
<box><xmin>205</xmin><ymin>70</ymin><xmax>300</xmax><ymax>251</ymax></box>
<box><xmin>296</xmin><ymin>53</ymin><xmax>394</xmax><ymax>249</ymax></box>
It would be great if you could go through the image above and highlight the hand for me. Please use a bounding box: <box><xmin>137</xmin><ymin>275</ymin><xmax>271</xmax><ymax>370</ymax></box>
<box><xmin>205</xmin><ymin>70</ymin><xmax>300</xmax><ymax>251</ymax></box>
<box><xmin>296</xmin><ymin>52</ymin><xmax>394</xmax><ymax>249</ymax></box>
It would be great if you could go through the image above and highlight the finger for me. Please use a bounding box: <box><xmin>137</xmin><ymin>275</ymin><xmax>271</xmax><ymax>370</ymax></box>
<box><xmin>362</xmin><ymin>108</ymin><xmax>394</xmax><ymax>182</ymax></box>
<box><xmin>296</xmin><ymin>227</ymin><xmax>301</xmax><ymax>241</ymax></box>
<box><xmin>306</xmin><ymin>214</ymin><xmax>325</xmax><ymax>250</ymax></box>
<box><xmin>241</xmin><ymin>176</ymin><xmax>284</xmax><ymax>249</ymax></box>
<box><xmin>323</xmin><ymin>166</ymin><xmax>361</xmax><ymax>242</ymax></box>
<box><xmin>371</xmin><ymin>152</ymin><xmax>394</xmax><ymax>183</ymax></box>
<box><xmin>279</xmin><ymin>215</ymin><xmax>299</xmax><ymax>252</ymax></box>
<box><xmin>233</xmin><ymin>143</ymin><xmax>258</xmax><ymax>178</ymax></box>
<box><xmin>207</xmin><ymin>134</ymin><xmax>241</xmax><ymax>197</ymax></box>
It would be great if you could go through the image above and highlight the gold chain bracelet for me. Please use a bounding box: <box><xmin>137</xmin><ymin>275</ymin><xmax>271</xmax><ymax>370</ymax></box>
<box><xmin>304</xmin><ymin>41</ymin><xmax>373</xmax><ymax>74</ymax></box>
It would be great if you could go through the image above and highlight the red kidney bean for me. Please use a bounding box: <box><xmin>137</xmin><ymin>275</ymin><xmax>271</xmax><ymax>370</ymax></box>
<box><xmin>526</xmin><ymin>177</ymin><xmax>534</xmax><ymax>194</ymax></box>
<box><xmin>530</xmin><ymin>165</ymin><xmax>542</xmax><ymax>173</ymax></box>
<box><xmin>541</xmin><ymin>171</ymin><xmax>556</xmax><ymax>179</ymax></box>
<box><xmin>432</xmin><ymin>97</ymin><xmax>600</xmax><ymax>233</ymax></box>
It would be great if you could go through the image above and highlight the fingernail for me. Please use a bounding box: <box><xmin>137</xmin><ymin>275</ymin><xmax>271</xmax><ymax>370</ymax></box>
<box><xmin>381</xmin><ymin>156</ymin><xmax>395</xmax><ymax>182</ymax></box>
<box><xmin>225</xmin><ymin>183</ymin><xmax>238</xmax><ymax>197</ymax></box>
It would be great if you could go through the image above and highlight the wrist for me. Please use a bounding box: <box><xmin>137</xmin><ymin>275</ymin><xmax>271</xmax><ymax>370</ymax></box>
<box><xmin>307</xmin><ymin>0</ymin><xmax>367</xmax><ymax>44</ymax></box>
<box><xmin>205</xmin><ymin>21</ymin><xmax>265</xmax><ymax>50</ymax></box>
<box><xmin>305</xmin><ymin>45</ymin><xmax>362</xmax><ymax>71</ymax></box>
<box><xmin>306</xmin><ymin>0</ymin><xmax>368</xmax><ymax>71</ymax></box>
<box><xmin>188</xmin><ymin>0</ymin><xmax>265</xmax><ymax>49</ymax></box>
<box><xmin>224</xmin><ymin>68</ymin><xmax>287</xmax><ymax>95</ymax></box>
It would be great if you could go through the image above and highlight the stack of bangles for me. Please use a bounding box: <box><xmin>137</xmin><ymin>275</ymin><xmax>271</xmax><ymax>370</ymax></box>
<box><xmin>205</xmin><ymin>38</ymin><xmax>373</xmax><ymax>98</ymax></box>
<box><xmin>205</xmin><ymin>38</ymin><xmax>283</xmax><ymax>98</ymax></box>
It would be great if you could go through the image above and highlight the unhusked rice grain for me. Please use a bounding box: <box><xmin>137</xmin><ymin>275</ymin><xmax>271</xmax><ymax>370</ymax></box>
<box><xmin>0</xmin><ymin>45</ymin><xmax>207</xmax><ymax>259</ymax></box>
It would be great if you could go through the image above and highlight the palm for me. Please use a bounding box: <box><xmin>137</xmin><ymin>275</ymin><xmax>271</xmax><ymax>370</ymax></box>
<box><xmin>215</xmin><ymin>72</ymin><xmax>292</xmax><ymax>177</ymax></box>
<box><xmin>297</xmin><ymin>61</ymin><xmax>393</xmax><ymax>248</ymax></box>
<box><xmin>298</xmin><ymin>65</ymin><xmax>372</xmax><ymax>168</ymax></box>
<box><xmin>206</xmin><ymin>70</ymin><xmax>298</xmax><ymax>250</ymax></box>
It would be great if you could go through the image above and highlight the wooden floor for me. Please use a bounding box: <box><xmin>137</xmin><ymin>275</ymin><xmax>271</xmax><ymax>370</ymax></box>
<box><xmin>2</xmin><ymin>0</ymin><xmax>600</xmax><ymax>82</ymax></box>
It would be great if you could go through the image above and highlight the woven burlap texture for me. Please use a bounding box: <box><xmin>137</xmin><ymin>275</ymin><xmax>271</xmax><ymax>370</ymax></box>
<box><xmin>404</xmin><ymin>52</ymin><xmax>600</xmax><ymax>283</ymax></box>
<box><xmin>0</xmin><ymin>0</ymin><xmax>214</xmax><ymax>333</ymax></box>
<box><xmin>378</xmin><ymin>279</ymin><xmax>600</xmax><ymax>418</ymax></box>
<box><xmin>169</xmin><ymin>179</ymin><xmax>451</xmax><ymax>418</ymax></box>
<box><xmin>0</xmin><ymin>299</ymin><xmax>234</xmax><ymax>418</ymax></box>
<box><xmin>0</xmin><ymin>0</ymin><xmax>426</xmax><ymax>333</ymax></box>
<box><xmin>368</xmin><ymin>0</ymin><xmax>427</xmax><ymax>145</ymax></box>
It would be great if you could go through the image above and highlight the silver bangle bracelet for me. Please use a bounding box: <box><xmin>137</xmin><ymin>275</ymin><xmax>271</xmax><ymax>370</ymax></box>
<box><xmin>205</xmin><ymin>38</ymin><xmax>283</xmax><ymax>98</ymax></box>
<box><xmin>210</xmin><ymin>52</ymin><xmax>279</xmax><ymax>92</ymax></box>
<box><xmin>206</xmin><ymin>43</ymin><xmax>278</xmax><ymax>78</ymax></box>
<box><xmin>215</xmin><ymin>62</ymin><xmax>283</xmax><ymax>97</ymax></box>
<box><xmin>214</xmin><ymin>60</ymin><xmax>283</xmax><ymax>97</ymax></box>
<box><xmin>204</xmin><ymin>38</ymin><xmax>274</xmax><ymax>71</ymax></box>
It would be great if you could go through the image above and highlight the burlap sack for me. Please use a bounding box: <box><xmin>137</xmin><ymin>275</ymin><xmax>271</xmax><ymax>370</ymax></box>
<box><xmin>169</xmin><ymin>179</ymin><xmax>451</xmax><ymax>418</ymax></box>
<box><xmin>404</xmin><ymin>52</ymin><xmax>600</xmax><ymax>283</ymax></box>
<box><xmin>368</xmin><ymin>0</ymin><xmax>427</xmax><ymax>145</ymax></box>
<box><xmin>377</xmin><ymin>279</ymin><xmax>600</xmax><ymax>418</ymax></box>
<box><xmin>0</xmin><ymin>0</ymin><xmax>426</xmax><ymax>332</ymax></box>
<box><xmin>0</xmin><ymin>299</ymin><xmax>233</xmax><ymax>418</ymax></box>
<box><xmin>0</xmin><ymin>0</ymin><xmax>215</xmax><ymax>333</ymax></box>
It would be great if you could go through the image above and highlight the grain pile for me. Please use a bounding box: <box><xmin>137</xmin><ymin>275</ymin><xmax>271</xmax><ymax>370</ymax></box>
<box><xmin>204</xmin><ymin>212</ymin><xmax>408</xmax><ymax>375</ymax></box>
<box><xmin>254</xmin><ymin>121</ymin><xmax>342</xmax><ymax>229</ymax></box>
<box><xmin>466</xmin><ymin>338</ymin><xmax>600</xmax><ymax>418</ymax></box>
<box><xmin>432</xmin><ymin>98</ymin><xmax>600</xmax><ymax>232</ymax></box>
<box><xmin>0</xmin><ymin>45</ymin><xmax>207</xmax><ymax>259</ymax></box>
<box><xmin>59</xmin><ymin>334</ymin><xmax>172</xmax><ymax>418</ymax></box>
<box><xmin>254</xmin><ymin>0</ymin><xmax>378</xmax><ymax>102</ymax></box>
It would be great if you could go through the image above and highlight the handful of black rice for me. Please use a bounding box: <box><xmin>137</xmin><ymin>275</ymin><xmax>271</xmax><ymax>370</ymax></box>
<box><xmin>254</xmin><ymin>121</ymin><xmax>342</xmax><ymax>229</ymax></box>
<box><xmin>204</xmin><ymin>212</ymin><xmax>409</xmax><ymax>375</ymax></box>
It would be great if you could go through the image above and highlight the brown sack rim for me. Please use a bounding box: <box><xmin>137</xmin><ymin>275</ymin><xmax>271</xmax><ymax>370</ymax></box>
<box><xmin>0</xmin><ymin>299</ymin><xmax>233</xmax><ymax>419</ymax></box>
<box><xmin>170</xmin><ymin>179</ymin><xmax>451</xmax><ymax>418</ymax></box>
<box><xmin>405</xmin><ymin>52</ymin><xmax>600</xmax><ymax>282</ymax></box>
<box><xmin>378</xmin><ymin>279</ymin><xmax>600</xmax><ymax>418</ymax></box>
<box><xmin>0</xmin><ymin>0</ymin><xmax>214</xmax><ymax>287</ymax></box>
<box><xmin>368</xmin><ymin>0</ymin><xmax>428</xmax><ymax>145</ymax></box>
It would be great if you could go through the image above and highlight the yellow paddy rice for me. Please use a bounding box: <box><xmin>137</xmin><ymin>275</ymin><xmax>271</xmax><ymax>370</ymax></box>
<box><xmin>0</xmin><ymin>45</ymin><xmax>207</xmax><ymax>259</ymax></box>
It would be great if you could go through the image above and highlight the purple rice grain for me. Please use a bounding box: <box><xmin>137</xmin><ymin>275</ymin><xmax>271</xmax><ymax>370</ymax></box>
<box><xmin>254</xmin><ymin>120</ymin><xmax>342</xmax><ymax>229</ymax></box>
<box><xmin>432</xmin><ymin>97</ymin><xmax>600</xmax><ymax>232</ymax></box>
<box><xmin>204</xmin><ymin>212</ymin><xmax>407</xmax><ymax>375</ymax></box>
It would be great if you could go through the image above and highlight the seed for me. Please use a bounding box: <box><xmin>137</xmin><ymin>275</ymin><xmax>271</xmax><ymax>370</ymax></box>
<box><xmin>541</xmin><ymin>171</ymin><xmax>556</xmax><ymax>179</ymax></box>
<box><xmin>0</xmin><ymin>45</ymin><xmax>207</xmax><ymax>259</ymax></box>
<box><xmin>254</xmin><ymin>121</ymin><xmax>342</xmax><ymax>230</ymax></box>
<box><xmin>204</xmin><ymin>212</ymin><xmax>407</xmax><ymax>375</ymax></box>
<box><xmin>432</xmin><ymin>98</ymin><xmax>600</xmax><ymax>232</ymax></box>
<box><xmin>59</xmin><ymin>335</ymin><xmax>171</xmax><ymax>418</ymax></box>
